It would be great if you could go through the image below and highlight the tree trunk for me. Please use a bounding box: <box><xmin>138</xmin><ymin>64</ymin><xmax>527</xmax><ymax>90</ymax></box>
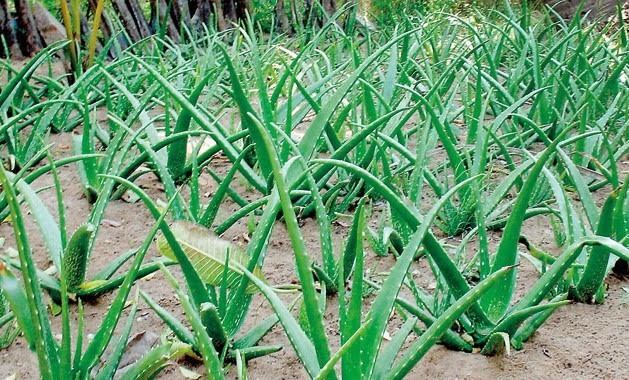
<box><xmin>222</xmin><ymin>0</ymin><xmax>237</xmax><ymax>23</ymax></box>
<box><xmin>545</xmin><ymin>0</ymin><xmax>627</xmax><ymax>21</ymax></box>
<box><xmin>275</xmin><ymin>0</ymin><xmax>291</xmax><ymax>33</ymax></box>
<box><xmin>304</xmin><ymin>0</ymin><xmax>337</xmax><ymax>28</ymax></box>
<box><xmin>178</xmin><ymin>0</ymin><xmax>191</xmax><ymax>26</ymax></box>
<box><xmin>158</xmin><ymin>0</ymin><xmax>182</xmax><ymax>42</ymax></box>
<box><xmin>113</xmin><ymin>0</ymin><xmax>153</xmax><ymax>43</ymax></box>
<box><xmin>14</xmin><ymin>0</ymin><xmax>41</xmax><ymax>56</ymax></box>
<box><xmin>126</xmin><ymin>0</ymin><xmax>152</xmax><ymax>39</ymax></box>
<box><xmin>169</xmin><ymin>0</ymin><xmax>183</xmax><ymax>27</ymax></box>
<box><xmin>189</xmin><ymin>0</ymin><xmax>200</xmax><ymax>18</ymax></box>
<box><xmin>211</xmin><ymin>0</ymin><xmax>227</xmax><ymax>30</ymax></box>
<box><xmin>192</xmin><ymin>0</ymin><xmax>211</xmax><ymax>27</ymax></box>
<box><xmin>150</xmin><ymin>0</ymin><xmax>180</xmax><ymax>41</ymax></box>
<box><xmin>323</xmin><ymin>0</ymin><xmax>337</xmax><ymax>16</ymax></box>
<box><xmin>0</xmin><ymin>0</ymin><xmax>22</xmax><ymax>58</ymax></box>
<box><xmin>235</xmin><ymin>0</ymin><xmax>251</xmax><ymax>22</ymax></box>
<box><xmin>113</xmin><ymin>0</ymin><xmax>142</xmax><ymax>42</ymax></box>
<box><xmin>192</xmin><ymin>0</ymin><xmax>226</xmax><ymax>31</ymax></box>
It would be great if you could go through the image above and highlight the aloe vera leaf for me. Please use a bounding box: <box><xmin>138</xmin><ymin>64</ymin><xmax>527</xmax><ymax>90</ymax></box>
<box><xmin>74</xmin><ymin>260</ymin><xmax>175</xmax><ymax>298</ymax></box>
<box><xmin>361</xmin><ymin>175</ymin><xmax>483</xmax><ymax>378</ymax></box>
<box><xmin>363</xmin><ymin>278</ymin><xmax>472</xmax><ymax>352</ymax></box>
<box><xmin>59</xmin><ymin>219</ymin><xmax>71</xmax><ymax>379</ymax></box>
<box><xmin>309</xmin><ymin>107</ymin><xmax>412</xmax><ymax>183</ymax></box>
<box><xmin>92</xmin><ymin>249</ymin><xmax>137</xmax><ymax>281</ymax></box>
<box><xmin>102</xmin><ymin>175</ymin><xmax>211</xmax><ymax>310</ymax></box>
<box><xmin>235</xmin><ymin>349</ymin><xmax>247</xmax><ymax>380</ymax></box>
<box><xmin>373</xmin><ymin>317</ymin><xmax>417</xmax><ymax>380</ymax></box>
<box><xmin>0</xmin><ymin>40</ymin><xmax>68</xmax><ymax>109</ymax></box>
<box><xmin>98</xmin><ymin>70</ymin><xmax>163</xmax><ymax>156</ymax></box>
<box><xmin>140</xmin><ymin>290</ymin><xmax>195</xmax><ymax>346</ymax></box>
<box><xmin>315</xmin><ymin>320</ymin><xmax>372</xmax><ymax>380</ymax></box>
<box><xmin>239</xmin><ymin>264</ymin><xmax>320</xmax><ymax>377</ymax></box>
<box><xmin>314</xmin><ymin>158</ymin><xmax>492</xmax><ymax>327</ymax></box>
<box><xmin>43</xmin><ymin>148</ymin><xmax>66</xmax><ymax>250</ymax></box>
<box><xmin>278</xmin><ymin>59</ymin><xmax>342</xmax><ymax>150</ymax></box>
<box><xmin>302</xmin><ymin>159</ymin><xmax>338</xmax><ymax>289</ymax></box>
<box><xmin>247</xmin><ymin>117</ymin><xmax>334</xmax><ymax>373</ymax></box>
<box><xmin>221</xmin><ymin>176</ymin><xmax>289</xmax><ymax>335</ymax></box>
<box><xmin>73</xmin><ymin>299</ymin><xmax>83</xmax><ymax>373</ymax></box>
<box><xmin>510</xmin><ymin>295</ymin><xmax>568</xmax><ymax>350</ymax></box>
<box><xmin>613</xmin><ymin>174</ymin><xmax>628</xmax><ymax>241</ymax></box>
<box><xmin>598</xmin><ymin>49</ymin><xmax>629</xmax><ymax>102</ymax></box>
<box><xmin>0</xmin><ymin>310</ymin><xmax>13</xmax><ymax>329</ymax></box>
<box><xmin>221</xmin><ymin>165</ymin><xmax>302</xmax><ymax>334</ymax></box>
<box><xmin>227</xmin><ymin>345</ymin><xmax>282</xmax><ymax>361</ymax></box>
<box><xmin>486</xmin><ymin>299</ymin><xmax>570</xmax><ymax>341</ymax></box>
<box><xmin>298</xmin><ymin>28</ymin><xmax>420</xmax><ymax>160</ymax></box>
<box><xmin>118</xmin><ymin>341</ymin><xmax>192</xmax><ymax>380</ymax></box>
<box><xmin>0</xmin><ymin>165</ymin><xmax>59</xmax><ymax>378</ymax></box>
<box><xmin>556</xmin><ymin>148</ymin><xmax>599</xmax><ymax>227</ymax></box>
<box><xmin>83</xmin><ymin>121</ymin><xmax>150</xmax><ymax>265</ymax></box>
<box><xmin>10</xmin><ymin>174</ymin><xmax>63</xmax><ymax>273</ymax></box>
<box><xmin>63</xmin><ymin>224</ymin><xmax>96</xmax><ymax>290</ymax></box>
<box><xmin>79</xmin><ymin>94</ymin><xmax>98</xmax><ymax>189</ymax></box>
<box><xmin>232</xmin><ymin>314</ymin><xmax>280</xmax><ymax>349</ymax></box>
<box><xmin>207</xmin><ymin>167</ymin><xmax>250</xmax><ymax>208</ymax></box>
<box><xmin>576</xmin><ymin>191</ymin><xmax>617</xmax><ymax>302</ymax></box>
<box><xmin>341</xmin><ymin>201</ymin><xmax>365</xmax><ymax>378</ymax></box>
<box><xmin>0</xmin><ymin>262</ymin><xmax>34</xmax><ymax>348</ymax></box>
<box><xmin>200</xmin><ymin>302</ymin><xmax>228</xmax><ymax>351</ymax></box>
<box><xmin>109</xmin><ymin>117</ymin><xmax>185</xmax><ymax>220</ymax></box>
<box><xmin>128</xmin><ymin>55</ymin><xmax>266</xmax><ymax>193</ymax></box>
<box><xmin>167</xmin><ymin>72</ymin><xmax>214</xmax><ymax>180</ymax></box>
<box><xmin>118</xmin><ymin>129</ymin><xmax>224</xmax><ymax>183</ymax></box>
<box><xmin>156</xmin><ymin>221</ymin><xmax>266</xmax><ymax>294</ymax></box>
<box><xmin>466</xmin><ymin>61</ymin><xmax>484</xmax><ymax>144</ymax></box>
<box><xmin>406</xmin><ymin>91</ymin><xmax>469</xmax><ymax>186</ymax></box>
<box><xmin>514</xmin><ymin>236</ymin><xmax>629</xmax><ymax>314</ymax></box>
<box><xmin>22</xmin><ymin>154</ymin><xmax>103</xmax><ymax>186</ymax></box>
<box><xmin>179</xmin><ymin>293</ymin><xmax>225</xmax><ymax>380</ymax></box>
<box><xmin>78</xmin><ymin>191</ymin><xmax>178</xmax><ymax>376</ymax></box>
<box><xmin>199</xmin><ymin>146</ymin><xmax>252</xmax><ymax>228</ymax></box>
<box><xmin>480</xmin><ymin>128</ymin><xmax>572</xmax><ymax>321</ymax></box>
<box><xmin>386</xmin><ymin>266</ymin><xmax>514</xmax><ymax>380</ymax></box>
<box><xmin>484</xmin><ymin>159</ymin><xmax>534</xmax><ymax>217</ymax></box>
<box><xmin>220</xmin><ymin>46</ymin><xmax>273</xmax><ymax>179</ymax></box>
<box><xmin>70</xmin><ymin>135</ymin><xmax>97</xmax><ymax>203</ymax></box>
<box><xmin>480</xmin><ymin>332</ymin><xmax>511</xmax><ymax>356</ymax></box>
<box><xmin>95</xmin><ymin>295</ymin><xmax>139</xmax><ymax>380</ymax></box>
<box><xmin>218</xmin><ymin>248</ymin><xmax>230</xmax><ymax>317</ymax></box>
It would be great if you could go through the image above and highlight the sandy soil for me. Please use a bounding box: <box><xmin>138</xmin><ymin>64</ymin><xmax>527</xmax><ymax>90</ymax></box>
<box><xmin>0</xmin><ymin>130</ymin><xmax>627</xmax><ymax>380</ymax></box>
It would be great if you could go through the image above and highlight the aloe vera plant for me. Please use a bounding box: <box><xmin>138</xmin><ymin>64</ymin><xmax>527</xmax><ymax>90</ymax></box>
<box><xmin>0</xmin><ymin>162</ymin><xmax>190</xmax><ymax>379</ymax></box>
<box><xmin>0</xmin><ymin>289</ymin><xmax>19</xmax><ymax>349</ymax></box>
<box><xmin>98</xmin><ymin>176</ymin><xmax>283</xmax><ymax>376</ymax></box>
<box><xmin>0</xmin><ymin>152</ymin><xmax>173</xmax><ymax>301</ymax></box>
<box><xmin>534</xmin><ymin>172</ymin><xmax>629</xmax><ymax>304</ymax></box>
<box><xmin>234</xmin><ymin>121</ymin><xmax>515</xmax><ymax>378</ymax></box>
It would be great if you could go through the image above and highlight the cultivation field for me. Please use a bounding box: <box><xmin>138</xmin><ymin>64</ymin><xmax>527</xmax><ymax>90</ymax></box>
<box><xmin>0</xmin><ymin>2</ymin><xmax>628</xmax><ymax>379</ymax></box>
